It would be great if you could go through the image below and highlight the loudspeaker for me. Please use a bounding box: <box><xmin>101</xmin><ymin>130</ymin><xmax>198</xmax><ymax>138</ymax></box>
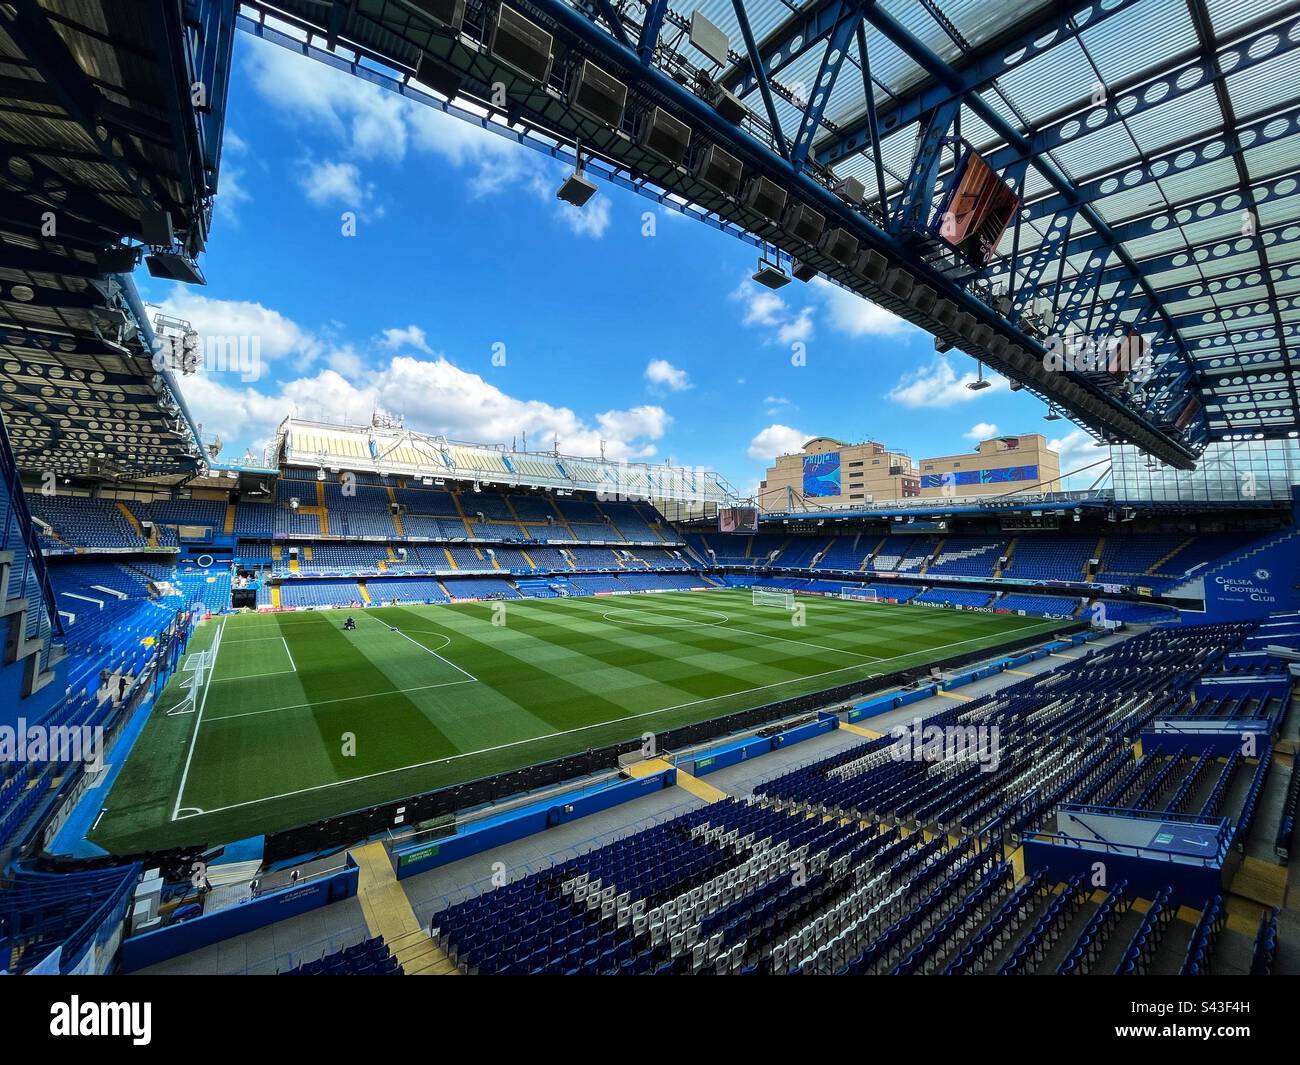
<box><xmin>141</xmin><ymin>208</ymin><xmax>174</xmax><ymax>247</ymax></box>
<box><xmin>835</xmin><ymin>176</ymin><xmax>867</xmax><ymax>206</ymax></box>
<box><xmin>96</xmin><ymin>246</ymin><xmax>140</xmax><ymax>274</ymax></box>
<box><xmin>708</xmin><ymin>84</ymin><xmax>747</xmax><ymax>124</ymax></box>
<box><xmin>638</xmin><ymin>107</ymin><xmax>690</xmax><ymax>165</ymax></box>
<box><xmin>569</xmin><ymin>59</ymin><xmax>626</xmax><ymax>127</ymax></box>
<box><xmin>782</xmin><ymin>203</ymin><xmax>825</xmax><ymax>245</ymax></box>
<box><xmin>556</xmin><ymin>171</ymin><xmax>598</xmax><ymax>207</ymax></box>
<box><xmin>742</xmin><ymin>175</ymin><xmax>787</xmax><ymax>222</ymax></box>
<box><xmin>692</xmin><ymin>143</ymin><xmax>742</xmax><ymax>196</ymax></box>
<box><xmin>490</xmin><ymin>6</ymin><xmax>553</xmax><ymax>84</ymax></box>
<box><xmin>145</xmin><ymin>252</ymin><xmax>204</xmax><ymax>285</ymax></box>
<box><xmin>415</xmin><ymin>53</ymin><xmax>463</xmax><ymax>98</ymax></box>
<box><xmin>907</xmin><ymin>284</ymin><xmax>936</xmax><ymax>315</ymax></box>
<box><xmin>404</xmin><ymin>0</ymin><xmax>464</xmax><ymax>31</ymax></box>
<box><xmin>791</xmin><ymin>259</ymin><xmax>818</xmax><ymax>282</ymax></box>
<box><xmin>854</xmin><ymin>248</ymin><xmax>888</xmax><ymax>283</ymax></box>
<box><xmin>883</xmin><ymin>267</ymin><xmax>914</xmax><ymax>300</ymax></box>
<box><xmin>819</xmin><ymin>227</ymin><xmax>859</xmax><ymax>266</ymax></box>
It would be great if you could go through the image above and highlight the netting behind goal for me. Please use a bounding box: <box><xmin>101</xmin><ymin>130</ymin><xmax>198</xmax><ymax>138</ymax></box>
<box><xmin>840</xmin><ymin>588</ymin><xmax>879</xmax><ymax>602</ymax></box>
<box><xmin>752</xmin><ymin>588</ymin><xmax>795</xmax><ymax>609</ymax></box>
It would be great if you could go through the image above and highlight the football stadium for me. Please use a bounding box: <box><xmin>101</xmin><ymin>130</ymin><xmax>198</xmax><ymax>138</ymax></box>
<box><xmin>0</xmin><ymin>0</ymin><xmax>1298</xmax><ymax>1006</ymax></box>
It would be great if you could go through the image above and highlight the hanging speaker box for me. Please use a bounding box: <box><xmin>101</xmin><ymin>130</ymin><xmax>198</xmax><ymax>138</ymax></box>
<box><xmin>742</xmin><ymin>176</ymin><xmax>787</xmax><ymax>222</ymax></box>
<box><xmin>403</xmin><ymin>0</ymin><xmax>464</xmax><ymax>32</ymax></box>
<box><xmin>782</xmin><ymin>203</ymin><xmax>825</xmax><ymax>245</ymax></box>
<box><xmin>490</xmin><ymin>6</ymin><xmax>553</xmax><ymax>84</ymax></box>
<box><xmin>819</xmin><ymin>227</ymin><xmax>859</xmax><ymax>266</ymax></box>
<box><xmin>692</xmin><ymin>144</ymin><xmax>742</xmax><ymax>197</ymax></box>
<box><xmin>638</xmin><ymin>107</ymin><xmax>690</xmax><ymax>165</ymax></box>
<box><xmin>570</xmin><ymin>60</ymin><xmax>627</xmax><ymax>127</ymax></box>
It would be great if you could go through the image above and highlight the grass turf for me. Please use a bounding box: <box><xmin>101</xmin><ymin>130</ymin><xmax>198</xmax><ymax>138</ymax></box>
<box><xmin>87</xmin><ymin>589</ymin><xmax>1067</xmax><ymax>853</ymax></box>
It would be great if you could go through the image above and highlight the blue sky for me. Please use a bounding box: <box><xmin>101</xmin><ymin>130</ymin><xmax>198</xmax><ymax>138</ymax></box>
<box><xmin>139</xmin><ymin>33</ymin><xmax>1094</xmax><ymax>495</ymax></box>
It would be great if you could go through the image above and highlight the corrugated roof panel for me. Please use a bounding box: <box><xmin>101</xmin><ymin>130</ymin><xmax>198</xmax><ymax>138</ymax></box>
<box><xmin>1124</xmin><ymin>84</ymin><xmax>1225</xmax><ymax>151</ymax></box>
<box><xmin>1223</xmin><ymin>46</ymin><xmax>1300</xmax><ymax>120</ymax></box>
<box><xmin>985</xmin><ymin>40</ymin><xmax>1094</xmax><ymax>127</ymax></box>
<box><xmin>1205</xmin><ymin>0</ymin><xmax>1288</xmax><ymax>37</ymax></box>
<box><xmin>1083</xmin><ymin>0</ymin><xmax>1194</xmax><ymax>86</ymax></box>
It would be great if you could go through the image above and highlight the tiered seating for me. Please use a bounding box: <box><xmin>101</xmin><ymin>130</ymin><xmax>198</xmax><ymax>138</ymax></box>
<box><xmin>868</xmin><ymin>536</ymin><xmax>931</xmax><ymax>573</ymax></box>
<box><xmin>233</xmin><ymin>500</ymin><xmax>275</xmax><ymax>537</ymax></box>
<box><xmin>432</xmin><ymin>798</ymin><xmax>885</xmax><ymax>975</ymax></box>
<box><xmin>0</xmin><ymin>863</ymin><xmax>141</xmax><ymax>974</ymax></box>
<box><xmin>175</xmin><ymin>568</ymin><xmax>232</xmax><ymax>614</ymax></box>
<box><xmin>1091</xmin><ymin>600</ymin><xmax>1178</xmax><ymax>624</ymax></box>
<box><xmin>278</xmin><ymin>582</ymin><xmax>363</xmax><ymax>609</ymax></box>
<box><xmin>283</xmin><ymin>935</ymin><xmax>402</xmax><ymax>975</ymax></box>
<box><xmin>1180</xmin><ymin>896</ymin><xmax>1226</xmax><ymax>974</ymax></box>
<box><xmin>442</xmin><ymin>576</ymin><xmax>521</xmax><ymax>599</ymax></box>
<box><xmin>926</xmin><ymin>537</ymin><xmax>1006</xmax><ymax>577</ymax></box>
<box><xmin>1249</xmin><ymin>908</ymin><xmax>1279</xmax><ymax>975</ymax></box>
<box><xmin>366</xmin><ymin>578</ymin><xmax>449</xmax><ymax>603</ymax></box>
<box><xmin>1004</xmin><ymin>537</ymin><xmax>1094</xmax><ymax>580</ymax></box>
<box><xmin>815</xmin><ymin>537</ymin><xmax>869</xmax><ymax>570</ymax></box>
<box><xmin>49</xmin><ymin>561</ymin><xmax>159</xmax><ymax>653</ymax></box>
<box><xmin>997</xmin><ymin>593</ymin><xmax>1080</xmax><ymax>616</ymax></box>
<box><xmin>27</xmin><ymin>496</ymin><xmax>145</xmax><ymax>549</ymax></box>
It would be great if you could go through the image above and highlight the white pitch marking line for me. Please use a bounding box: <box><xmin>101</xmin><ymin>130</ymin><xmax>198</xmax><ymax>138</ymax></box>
<box><xmin>281</xmin><ymin>635</ymin><xmax>297</xmax><ymax>673</ymax></box>
<box><xmin>210</xmin><ymin>669</ymin><xmax>298</xmax><ymax>683</ymax></box>
<box><xmin>360</xmin><ymin>611</ymin><xmax>477</xmax><ymax>681</ymax></box>
<box><xmin>181</xmin><ymin>620</ymin><xmax>1061</xmax><ymax>818</ymax></box>
<box><xmin>171</xmin><ymin>616</ymin><xmax>224</xmax><ymax>821</ymax></box>
<box><xmin>206</xmin><ymin>678</ymin><xmax>477</xmax><ymax>722</ymax></box>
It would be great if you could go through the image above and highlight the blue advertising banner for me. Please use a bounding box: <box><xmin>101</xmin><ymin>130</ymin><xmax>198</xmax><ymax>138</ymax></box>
<box><xmin>921</xmin><ymin>464</ymin><xmax>1037</xmax><ymax>488</ymax></box>
<box><xmin>803</xmin><ymin>453</ymin><xmax>841</xmax><ymax>497</ymax></box>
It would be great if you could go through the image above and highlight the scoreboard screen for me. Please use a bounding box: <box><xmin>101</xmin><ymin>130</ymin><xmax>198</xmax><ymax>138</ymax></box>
<box><xmin>933</xmin><ymin>145</ymin><xmax>1020</xmax><ymax>266</ymax></box>
<box><xmin>719</xmin><ymin>506</ymin><xmax>759</xmax><ymax>533</ymax></box>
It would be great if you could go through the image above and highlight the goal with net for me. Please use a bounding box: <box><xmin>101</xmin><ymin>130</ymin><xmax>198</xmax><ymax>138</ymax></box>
<box><xmin>840</xmin><ymin>587</ymin><xmax>879</xmax><ymax>603</ymax></box>
<box><xmin>752</xmin><ymin>587</ymin><xmax>795</xmax><ymax>609</ymax></box>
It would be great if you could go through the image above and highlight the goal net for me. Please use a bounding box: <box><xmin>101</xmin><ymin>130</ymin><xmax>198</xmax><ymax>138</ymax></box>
<box><xmin>170</xmin><ymin>647</ymin><xmax>213</xmax><ymax>716</ymax></box>
<box><xmin>752</xmin><ymin>587</ymin><xmax>795</xmax><ymax>609</ymax></box>
<box><xmin>840</xmin><ymin>587</ymin><xmax>879</xmax><ymax>602</ymax></box>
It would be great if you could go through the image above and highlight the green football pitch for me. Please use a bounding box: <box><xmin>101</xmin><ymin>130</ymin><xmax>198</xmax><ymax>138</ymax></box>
<box><xmin>88</xmin><ymin>589</ymin><xmax>1068</xmax><ymax>853</ymax></box>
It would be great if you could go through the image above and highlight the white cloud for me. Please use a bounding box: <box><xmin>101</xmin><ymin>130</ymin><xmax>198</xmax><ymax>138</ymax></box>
<box><xmin>245</xmin><ymin>35</ymin><xmax>611</xmax><ymax>237</ymax></box>
<box><xmin>747</xmin><ymin>424</ymin><xmax>809</xmax><ymax>461</ymax></box>
<box><xmin>379</xmin><ymin>325</ymin><xmax>433</xmax><ymax>354</ymax></box>
<box><xmin>298</xmin><ymin>159</ymin><xmax>368</xmax><ymax>206</ymax></box>
<box><xmin>173</xmin><ymin>351</ymin><xmax>671</xmax><ymax>465</ymax></box>
<box><xmin>154</xmin><ymin>288</ymin><xmax>324</xmax><ymax>370</ymax></box>
<box><xmin>1049</xmin><ymin>427</ymin><xmax>1109</xmax><ymax>488</ymax></box>
<box><xmin>731</xmin><ymin>278</ymin><xmax>816</xmax><ymax>345</ymax></box>
<box><xmin>245</xmin><ymin>41</ymin><xmax>409</xmax><ymax>163</ymax></box>
<box><xmin>777</xmin><ymin>307</ymin><xmax>814</xmax><ymax>345</ymax></box>
<box><xmin>886</xmin><ymin>358</ymin><xmax>1008</xmax><ymax>408</ymax></box>
<box><xmin>813</xmin><ymin>278</ymin><xmax>915</xmax><ymax>337</ymax></box>
<box><xmin>556</xmin><ymin>193</ymin><xmax>612</xmax><ymax>238</ymax></box>
<box><xmin>733</xmin><ymin>281</ymin><xmax>789</xmax><ymax>328</ymax></box>
<box><xmin>965</xmin><ymin>422</ymin><xmax>999</xmax><ymax>441</ymax></box>
<box><xmin>645</xmin><ymin>358</ymin><xmax>691</xmax><ymax>392</ymax></box>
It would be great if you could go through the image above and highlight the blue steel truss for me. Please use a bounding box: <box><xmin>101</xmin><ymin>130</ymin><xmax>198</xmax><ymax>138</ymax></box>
<box><xmin>226</xmin><ymin>0</ymin><xmax>1300</xmax><ymax>461</ymax></box>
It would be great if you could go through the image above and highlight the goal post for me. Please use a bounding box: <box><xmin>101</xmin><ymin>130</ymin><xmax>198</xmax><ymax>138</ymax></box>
<box><xmin>752</xmin><ymin>587</ymin><xmax>795</xmax><ymax>610</ymax></box>
<box><xmin>840</xmin><ymin>587</ymin><xmax>879</xmax><ymax>603</ymax></box>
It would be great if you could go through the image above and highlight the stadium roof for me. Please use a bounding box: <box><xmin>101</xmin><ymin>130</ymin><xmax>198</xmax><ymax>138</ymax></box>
<box><xmin>277</xmin><ymin>416</ymin><xmax>739</xmax><ymax>502</ymax></box>
<box><xmin>0</xmin><ymin>0</ymin><xmax>233</xmax><ymax>477</ymax></box>
<box><xmin>237</xmin><ymin>0</ymin><xmax>1300</xmax><ymax>469</ymax></box>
